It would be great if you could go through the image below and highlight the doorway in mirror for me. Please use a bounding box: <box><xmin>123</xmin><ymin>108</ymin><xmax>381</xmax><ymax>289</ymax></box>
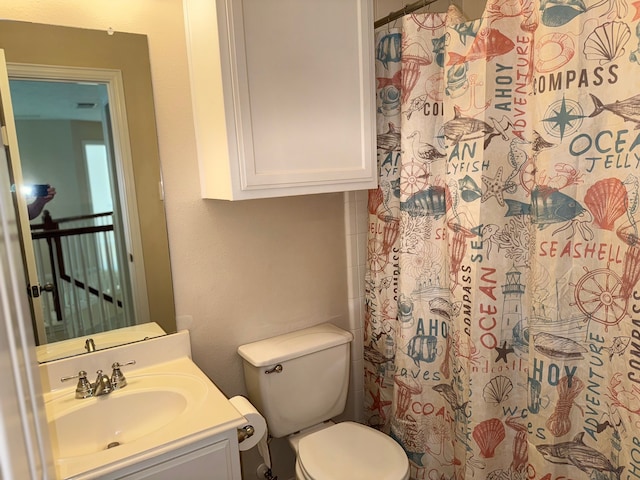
<box><xmin>10</xmin><ymin>78</ymin><xmax>139</xmax><ymax>344</ymax></box>
<box><xmin>4</xmin><ymin>66</ymin><xmax>151</xmax><ymax>347</ymax></box>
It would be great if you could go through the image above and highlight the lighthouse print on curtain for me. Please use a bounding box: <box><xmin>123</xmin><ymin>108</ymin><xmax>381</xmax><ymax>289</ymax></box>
<box><xmin>365</xmin><ymin>0</ymin><xmax>640</xmax><ymax>479</ymax></box>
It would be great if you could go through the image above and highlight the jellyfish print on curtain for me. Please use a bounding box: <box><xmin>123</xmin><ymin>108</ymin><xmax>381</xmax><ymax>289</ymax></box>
<box><xmin>365</xmin><ymin>0</ymin><xmax>640</xmax><ymax>478</ymax></box>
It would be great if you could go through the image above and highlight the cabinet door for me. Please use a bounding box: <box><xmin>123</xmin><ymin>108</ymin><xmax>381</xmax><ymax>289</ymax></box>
<box><xmin>118</xmin><ymin>440</ymin><xmax>239</xmax><ymax>480</ymax></box>
<box><xmin>184</xmin><ymin>0</ymin><xmax>377</xmax><ymax>200</ymax></box>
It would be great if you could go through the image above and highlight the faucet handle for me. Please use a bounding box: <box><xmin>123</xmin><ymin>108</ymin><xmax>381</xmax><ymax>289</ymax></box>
<box><xmin>110</xmin><ymin>360</ymin><xmax>136</xmax><ymax>390</ymax></box>
<box><xmin>60</xmin><ymin>370</ymin><xmax>93</xmax><ymax>399</ymax></box>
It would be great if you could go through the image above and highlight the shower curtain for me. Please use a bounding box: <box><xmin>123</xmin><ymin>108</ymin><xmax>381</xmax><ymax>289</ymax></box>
<box><xmin>365</xmin><ymin>1</ymin><xmax>640</xmax><ymax>478</ymax></box>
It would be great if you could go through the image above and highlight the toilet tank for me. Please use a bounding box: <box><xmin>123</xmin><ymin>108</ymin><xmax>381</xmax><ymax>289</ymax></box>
<box><xmin>237</xmin><ymin>323</ymin><xmax>353</xmax><ymax>438</ymax></box>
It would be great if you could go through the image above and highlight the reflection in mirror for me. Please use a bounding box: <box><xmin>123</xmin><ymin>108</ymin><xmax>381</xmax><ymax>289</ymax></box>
<box><xmin>0</xmin><ymin>21</ymin><xmax>176</xmax><ymax>362</ymax></box>
<box><xmin>35</xmin><ymin>322</ymin><xmax>166</xmax><ymax>363</ymax></box>
<box><xmin>11</xmin><ymin>78</ymin><xmax>141</xmax><ymax>344</ymax></box>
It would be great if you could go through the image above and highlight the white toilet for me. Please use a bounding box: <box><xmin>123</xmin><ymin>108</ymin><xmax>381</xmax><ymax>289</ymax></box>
<box><xmin>238</xmin><ymin>323</ymin><xmax>409</xmax><ymax>480</ymax></box>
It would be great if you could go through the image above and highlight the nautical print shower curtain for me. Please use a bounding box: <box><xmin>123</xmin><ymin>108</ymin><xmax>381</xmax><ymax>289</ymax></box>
<box><xmin>365</xmin><ymin>1</ymin><xmax>640</xmax><ymax>478</ymax></box>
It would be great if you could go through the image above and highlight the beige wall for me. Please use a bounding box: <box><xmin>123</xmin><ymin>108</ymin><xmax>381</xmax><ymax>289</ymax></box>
<box><xmin>16</xmin><ymin>119</ymin><xmax>99</xmax><ymax>218</ymax></box>
<box><xmin>462</xmin><ymin>0</ymin><xmax>488</xmax><ymax>19</ymax></box>
<box><xmin>0</xmin><ymin>1</ymin><xmax>351</xmax><ymax>478</ymax></box>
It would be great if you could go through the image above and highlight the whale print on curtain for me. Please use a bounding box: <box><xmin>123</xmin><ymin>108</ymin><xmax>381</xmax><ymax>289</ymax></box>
<box><xmin>365</xmin><ymin>0</ymin><xmax>640</xmax><ymax>478</ymax></box>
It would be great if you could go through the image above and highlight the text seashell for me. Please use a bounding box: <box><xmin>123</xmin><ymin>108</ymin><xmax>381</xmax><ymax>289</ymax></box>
<box><xmin>584</xmin><ymin>22</ymin><xmax>631</xmax><ymax>65</ymax></box>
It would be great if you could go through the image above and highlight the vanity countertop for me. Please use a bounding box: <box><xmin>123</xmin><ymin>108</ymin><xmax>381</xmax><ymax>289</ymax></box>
<box><xmin>41</xmin><ymin>331</ymin><xmax>246</xmax><ymax>479</ymax></box>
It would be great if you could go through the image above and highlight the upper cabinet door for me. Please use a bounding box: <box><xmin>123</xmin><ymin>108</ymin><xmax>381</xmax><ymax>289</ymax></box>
<box><xmin>184</xmin><ymin>0</ymin><xmax>377</xmax><ymax>200</ymax></box>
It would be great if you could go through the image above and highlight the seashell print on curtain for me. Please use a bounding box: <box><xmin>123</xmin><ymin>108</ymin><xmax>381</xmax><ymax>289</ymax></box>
<box><xmin>365</xmin><ymin>0</ymin><xmax>640</xmax><ymax>478</ymax></box>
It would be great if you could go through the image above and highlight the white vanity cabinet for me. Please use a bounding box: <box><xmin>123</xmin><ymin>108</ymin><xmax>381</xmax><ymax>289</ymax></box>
<box><xmin>41</xmin><ymin>333</ymin><xmax>248</xmax><ymax>480</ymax></box>
<box><xmin>106</xmin><ymin>433</ymin><xmax>241</xmax><ymax>480</ymax></box>
<box><xmin>183</xmin><ymin>0</ymin><xmax>377</xmax><ymax>200</ymax></box>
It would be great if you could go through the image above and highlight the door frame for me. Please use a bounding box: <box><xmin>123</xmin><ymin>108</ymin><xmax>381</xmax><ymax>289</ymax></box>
<box><xmin>0</xmin><ymin>48</ymin><xmax>53</xmax><ymax>479</ymax></box>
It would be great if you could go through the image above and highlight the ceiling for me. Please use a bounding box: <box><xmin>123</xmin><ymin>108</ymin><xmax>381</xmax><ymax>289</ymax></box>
<box><xmin>9</xmin><ymin>79</ymin><xmax>108</xmax><ymax>122</ymax></box>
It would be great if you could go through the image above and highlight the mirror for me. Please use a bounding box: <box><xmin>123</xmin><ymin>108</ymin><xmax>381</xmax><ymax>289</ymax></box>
<box><xmin>0</xmin><ymin>21</ymin><xmax>176</xmax><ymax>362</ymax></box>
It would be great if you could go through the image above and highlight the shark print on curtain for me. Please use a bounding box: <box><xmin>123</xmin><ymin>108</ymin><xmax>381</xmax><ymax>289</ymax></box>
<box><xmin>365</xmin><ymin>0</ymin><xmax>640</xmax><ymax>478</ymax></box>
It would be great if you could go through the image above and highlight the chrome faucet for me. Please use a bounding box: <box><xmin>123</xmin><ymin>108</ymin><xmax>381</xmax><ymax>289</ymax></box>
<box><xmin>61</xmin><ymin>360</ymin><xmax>136</xmax><ymax>399</ymax></box>
<box><xmin>93</xmin><ymin>370</ymin><xmax>112</xmax><ymax>396</ymax></box>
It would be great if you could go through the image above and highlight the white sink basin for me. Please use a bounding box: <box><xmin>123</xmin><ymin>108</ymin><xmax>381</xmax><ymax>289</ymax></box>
<box><xmin>47</xmin><ymin>374</ymin><xmax>203</xmax><ymax>459</ymax></box>
<box><xmin>43</xmin><ymin>357</ymin><xmax>246</xmax><ymax>479</ymax></box>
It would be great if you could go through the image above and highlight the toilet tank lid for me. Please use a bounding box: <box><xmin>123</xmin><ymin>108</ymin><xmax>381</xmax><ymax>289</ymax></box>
<box><xmin>237</xmin><ymin>323</ymin><xmax>353</xmax><ymax>367</ymax></box>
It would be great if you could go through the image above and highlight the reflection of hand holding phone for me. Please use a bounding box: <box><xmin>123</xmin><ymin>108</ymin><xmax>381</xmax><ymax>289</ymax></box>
<box><xmin>33</xmin><ymin>184</ymin><xmax>50</xmax><ymax>197</ymax></box>
<box><xmin>27</xmin><ymin>184</ymin><xmax>56</xmax><ymax>220</ymax></box>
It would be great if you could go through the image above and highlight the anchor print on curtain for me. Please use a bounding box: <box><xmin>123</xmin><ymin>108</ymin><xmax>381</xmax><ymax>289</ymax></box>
<box><xmin>365</xmin><ymin>0</ymin><xmax>640</xmax><ymax>478</ymax></box>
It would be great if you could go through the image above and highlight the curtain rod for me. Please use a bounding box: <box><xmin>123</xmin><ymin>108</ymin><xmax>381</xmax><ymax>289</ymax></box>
<box><xmin>374</xmin><ymin>0</ymin><xmax>441</xmax><ymax>29</ymax></box>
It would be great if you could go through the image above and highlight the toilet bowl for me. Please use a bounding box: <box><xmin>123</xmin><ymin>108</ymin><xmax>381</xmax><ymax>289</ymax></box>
<box><xmin>237</xmin><ymin>323</ymin><xmax>410</xmax><ymax>479</ymax></box>
<box><xmin>291</xmin><ymin>422</ymin><xmax>409</xmax><ymax>480</ymax></box>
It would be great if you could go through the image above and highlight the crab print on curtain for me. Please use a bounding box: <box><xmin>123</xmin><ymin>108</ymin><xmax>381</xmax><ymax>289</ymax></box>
<box><xmin>365</xmin><ymin>0</ymin><xmax>640</xmax><ymax>479</ymax></box>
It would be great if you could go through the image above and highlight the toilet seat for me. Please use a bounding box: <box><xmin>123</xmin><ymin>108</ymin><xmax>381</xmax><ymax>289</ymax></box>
<box><xmin>297</xmin><ymin>422</ymin><xmax>409</xmax><ymax>480</ymax></box>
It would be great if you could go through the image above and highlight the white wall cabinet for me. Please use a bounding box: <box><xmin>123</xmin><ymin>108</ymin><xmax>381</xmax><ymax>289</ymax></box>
<box><xmin>183</xmin><ymin>0</ymin><xmax>377</xmax><ymax>200</ymax></box>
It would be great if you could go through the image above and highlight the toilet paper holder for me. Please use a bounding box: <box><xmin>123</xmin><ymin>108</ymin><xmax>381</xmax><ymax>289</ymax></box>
<box><xmin>237</xmin><ymin>424</ymin><xmax>255</xmax><ymax>443</ymax></box>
